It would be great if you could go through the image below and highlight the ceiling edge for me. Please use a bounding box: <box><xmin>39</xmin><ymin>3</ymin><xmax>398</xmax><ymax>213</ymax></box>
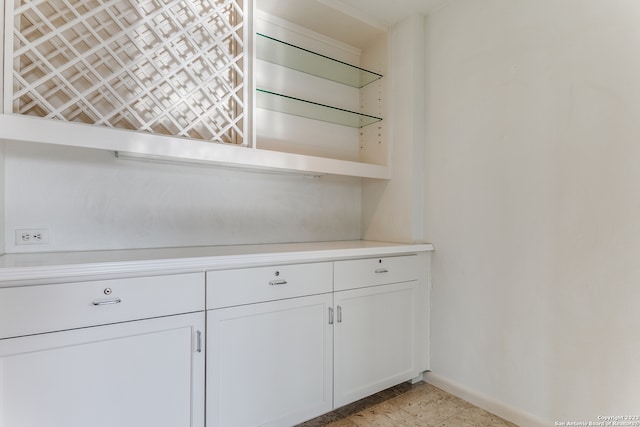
<box><xmin>315</xmin><ymin>0</ymin><xmax>391</xmax><ymax>31</ymax></box>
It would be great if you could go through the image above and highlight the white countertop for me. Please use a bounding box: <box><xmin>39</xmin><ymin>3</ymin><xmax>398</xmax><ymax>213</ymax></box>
<box><xmin>0</xmin><ymin>241</ymin><xmax>434</xmax><ymax>287</ymax></box>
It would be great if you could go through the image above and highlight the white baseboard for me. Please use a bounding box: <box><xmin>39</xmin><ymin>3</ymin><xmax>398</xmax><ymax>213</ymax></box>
<box><xmin>424</xmin><ymin>372</ymin><xmax>551</xmax><ymax>427</ymax></box>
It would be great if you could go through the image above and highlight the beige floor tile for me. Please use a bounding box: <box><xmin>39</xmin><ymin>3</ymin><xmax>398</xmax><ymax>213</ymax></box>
<box><xmin>294</xmin><ymin>381</ymin><xmax>520</xmax><ymax>427</ymax></box>
<box><xmin>432</xmin><ymin>405</ymin><xmax>516</xmax><ymax>427</ymax></box>
<box><xmin>325</xmin><ymin>418</ymin><xmax>358</xmax><ymax>427</ymax></box>
<box><xmin>407</xmin><ymin>398</ymin><xmax>464</xmax><ymax>426</ymax></box>
<box><xmin>388</xmin><ymin>383</ymin><xmax>453</xmax><ymax>411</ymax></box>
<box><xmin>348</xmin><ymin>401</ymin><xmax>423</xmax><ymax>427</ymax></box>
<box><xmin>460</xmin><ymin>406</ymin><xmax>519</xmax><ymax>427</ymax></box>
<box><xmin>388</xmin><ymin>386</ymin><xmax>466</xmax><ymax>425</ymax></box>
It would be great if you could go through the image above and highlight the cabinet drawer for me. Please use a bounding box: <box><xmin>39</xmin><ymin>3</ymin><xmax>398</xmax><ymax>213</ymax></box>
<box><xmin>206</xmin><ymin>262</ymin><xmax>332</xmax><ymax>309</ymax></box>
<box><xmin>334</xmin><ymin>255</ymin><xmax>420</xmax><ymax>291</ymax></box>
<box><xmin>0</xmin><ymin>273</ymin><xmax>204</xmax><ymax>339</ymax></box>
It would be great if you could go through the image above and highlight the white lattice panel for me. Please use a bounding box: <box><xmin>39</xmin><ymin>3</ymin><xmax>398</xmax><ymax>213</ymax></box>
<box><xmin>9</xmin><ymin>0</ymin><xmax>246</xmax><ymax>144</ymax></box>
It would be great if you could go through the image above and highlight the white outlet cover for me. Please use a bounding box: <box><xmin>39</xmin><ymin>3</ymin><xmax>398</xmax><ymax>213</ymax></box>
<box><xmin>15</xmin><ymin>229</ymin><xmax>50</xmax><ymax>245</ymax></box>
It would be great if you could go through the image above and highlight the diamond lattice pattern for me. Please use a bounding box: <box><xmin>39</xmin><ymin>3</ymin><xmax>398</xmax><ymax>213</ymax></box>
<box><xmin>12</xmin><ymin>0</ymin><xmax>245</xmax><ymax>144</ymax></box>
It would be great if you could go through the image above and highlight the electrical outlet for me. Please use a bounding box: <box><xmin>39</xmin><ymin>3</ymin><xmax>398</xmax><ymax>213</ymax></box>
<box><xmin>15</xmin><ymin>229</ymin><xmax>50</xmax><ymax>245</ymax></box>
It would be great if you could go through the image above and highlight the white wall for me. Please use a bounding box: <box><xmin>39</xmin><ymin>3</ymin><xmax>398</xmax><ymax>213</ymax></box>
<box><xmin>4</xmin><ymin>142</ymin><xmax>361</xmax><ymax>252</ymax></box>
<box><xmin>425</xmin><ymin>0</ymin><xmax>640</xmax><ymax>424</ymax></box>
<box><xmin>1</xmin><ymin>1</ymin><xmax>5</xmax><ymax>255</ymax></box>
<box><xmin>0</xmin><ymin>143</ymin><xmax>5</xmax><ymax>254</ymax></box>
<box><xmin>362</xmin><ymin>15</ymin><xmax>426</xmax><ymax>243</ymax></box>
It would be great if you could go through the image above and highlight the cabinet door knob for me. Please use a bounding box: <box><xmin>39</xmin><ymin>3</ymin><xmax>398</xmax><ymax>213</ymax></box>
<box><xmin>92</xmin><ymin>298</ymin><xmax>122</xmax><ymax>306</ymax></box>
<box><xmin>329</xmin><ymin>307</ymin><xmax>334</xmax><ymax>325</ymax></box>
<box><xmin>337</xmin><ymin>305</ymin><xmax>342</xmax><ymax>323</ymax></box>
<box><xmin>269</xmin><ymin>279</ymin><xmax>288</xmax><ymax>286</ymax></box>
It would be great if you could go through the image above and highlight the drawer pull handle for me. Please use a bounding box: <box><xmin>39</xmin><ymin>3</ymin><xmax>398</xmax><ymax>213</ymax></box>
<box><xmin>196</xmin><ymin>330</ymin><xmax>203</xmax><ymax>353</ymax></box>
<box><xmin>92</xmin><ymin>298</ymin><xmax>122</xmax><ymax>306</ymax></box>
<box><xmin>269</xmin><ymin>279</ymin><xmax>288</xmax><ymax>286</ymax></box>
<box><xmin>375</xmin><ymin>268</ymin><xmax>389</xmax><ymax>274</ymax></box>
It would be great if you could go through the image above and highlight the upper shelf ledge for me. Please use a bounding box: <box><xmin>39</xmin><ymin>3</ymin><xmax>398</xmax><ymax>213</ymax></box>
<box><xmin>0</xmin><ymin>114</ymin><xmax>391</xmax><ymax>180</ymax></box>
<box><xmin>255</xmin><ymin>33</ymin><xmax>383</xmax><ymax>88</ymax></box>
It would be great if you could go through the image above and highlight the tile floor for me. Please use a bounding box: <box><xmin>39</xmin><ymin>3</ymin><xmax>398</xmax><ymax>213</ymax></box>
<box><xmin>296</xmin><ymin>381</ymin><xmax>518</xmax><ymax>427</ymax></box>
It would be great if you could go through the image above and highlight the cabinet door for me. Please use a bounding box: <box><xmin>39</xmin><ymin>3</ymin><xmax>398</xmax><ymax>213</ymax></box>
<box><xmin>334</xmin><ymin>281</ymin><xmax>418</xmax><ymax>407</ymax></box>
<box><xmin>207</xmin><ymin>294</ymin><xmax>333</xmax><ymax>427</ymax></box>
<box><xmin>0</xmin><ymin>312</ymin><xmax>205</xmax><ymax>427</ymax></box>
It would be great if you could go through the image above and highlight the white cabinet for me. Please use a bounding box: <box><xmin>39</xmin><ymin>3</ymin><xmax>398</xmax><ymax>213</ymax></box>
<box><xmin>333</xmin><ymin>255</ymin><xmax>422</xmax><ymax>292</ymax></box>
<box><xmin>0</xmin><ymin>273</ymin><xmax>206</xmax><ymax>427</ymax></box>
<box><xmin>206</xmin><ymin>263</ymin><xmax>334</xmax><ymax>427</ymax></box>
<box><xmin>0</xmin><ymin>312</ymin><xmax>205</xmax><ymax>427</ymax></box>
<box><xmin>206</xmin><ymin>294</ymin><xmax>333</xmax><ymax>427</ymax></box>
<box><xmin>0</xmin><ymin>273</ymin><xmax>204</xmax><ymax>338</ymax></box>
<box><xmin>333</xmin><ymin>281</ymin><xmax>418</xmax><ymax>407</ymax></box>
<box><xmin>205</xmin><ymin>253</ymin><xmax>429</xmax><ymax>425</ymax></box>
<box><xmin>0</xmin><ymin>244</ymin><xmax>431</xmax><ymax>427</ymax></box>
<box><xmin>333</xmin><ymin>255</ymin><xmax>427</xmax><ymax>408</ymax></box>
<box><xmin>206</xmin><ymin>262</ymin><xmax>333</xmax><ymax>309</ymax></box>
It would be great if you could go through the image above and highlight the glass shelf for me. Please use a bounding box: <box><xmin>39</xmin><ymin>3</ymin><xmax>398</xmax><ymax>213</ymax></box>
<box><xmin>256</xmin><ymin>33</ymin><xmax>383</xmax><ymax>88</ymax></box>
<box><xmin>256</xmin><ymin>89</ymin><xmax>382</xmax><ymax>128</ymax></box>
